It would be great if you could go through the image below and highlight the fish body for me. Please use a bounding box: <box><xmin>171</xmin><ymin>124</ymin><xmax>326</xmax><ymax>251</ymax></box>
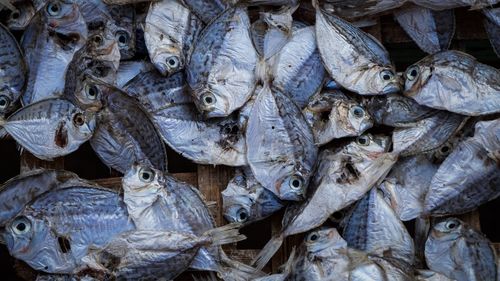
<box><xmin>180</xmin><ymin>0</ymin><xmax>227</xmax><ymax>25</ymax></box>
<box><xmin>410</xmin><ymin>0</ymin><xmax>499</xmax><ymax>10</ymax></box>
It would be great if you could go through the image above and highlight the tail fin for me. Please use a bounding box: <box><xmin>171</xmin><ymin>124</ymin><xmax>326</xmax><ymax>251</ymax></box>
<box><xmin>204</xmin><ymin>223</ymin><xmax>246</xmax><ymax>247</ymax></box>
<box><xmin>217</xmin><ymin>251</ymin><xmax>266</xmax><ymax>281</ymax></box>
<box><xmin>252</xmin><ymin>234</ymin><xmax>285</xmax><ymax>270</ymax></box>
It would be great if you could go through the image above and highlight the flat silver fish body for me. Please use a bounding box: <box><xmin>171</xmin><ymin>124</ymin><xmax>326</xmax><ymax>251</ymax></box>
<box><xmin>404</xmin><ymin>50</ymin><xmax>500</xmax><ymax>116</ymax></box>
<box><xmin>180</xmin><ymin>0</ymin><xmax>227</xmax><ymax>25</ymax></box>
<box><xmin>484</xmin><ymin>7</ymin><xmax>500</xmax><ymax>58</ymax></box>
<box><xmin>379</xmin><ymin>155</ymin><xmax>438</xmax><ymax>221</ymax></box>
<box><xmin>394</xmin><ymin>5</ymin><xmax>454</xmax><ymax>54</ymax></box>
<box><xmin>246</xmin><ymin>85</ymin><xmax>317</xmax><ymax>201</ymax></box>
<box><xmin>315</xmin><ymin>5</ymin><xmax>400</xmax><ymax>95</ymax></box>
<box><xmin>424</xmin><ymin>119</ymin><xmax>500</xmax><ymax>216</ymax></box>
<box><xmin>3</xmin><ymin>186</ymin><xmax>134</xmax><ymax>273</ymax></box>
<box><xmin>410</xmin><ymin>0</ymin><xmax>499</xmax><ymax>10</ymax></box>
<box><xmin>0</xmin><ymin>98</ymin><xmax>95</xmax><ymax>160</ymax></box>
<box><xmin>393</xmin><ymin>111</ymin><xmax>466</xmax><ymax>156</ymax></box>
<box><xmin>318</xmin><ymin>0</ymin><xmax>405</xmax><ymax>19</ymax></box>
<box><xmin>222</xmin><ymin>167</ymin><xmax>285</xmax><ymax>225</ymax></box>
<box><xmin>116</xmin><ymin>60</ymin><xmax>155</xmax><ymax>88</ymax></box>
<box><xmin>303</xmin><ymin>90</ymin><xmax>373</xmax><ymax>145</ymax></box>
<box><xmin>0</xmin><ymin>23</ymin><xmax>26</xmax><ymax>117</ymax></box>
<box><xmin>187</xmin><ymin>7</ymin><xmax>258</xmax><ymax>117</ymax></box>
<box><xmin>270</xmin><ymin>26</ymin><xmax>325</xmax><ymax>108</ymax></box>
<box><xmin>145</xmin><ymin>0</ymin><xmax>203</xmax><ymax>76</ymax></box>
<box><xmin>425</xmin><ymin>218</ymin><xmax>497</xmax><ymax>281</ymax></box>
<box><xmin>21</xmin><ymin>1</ymin><xmax>88</xmax><ymax>105</ymax></box>
<box><xmin>4</xmin><ymin>0</ymin><xmax>35</xmax><ymax>30</ymax></box>
<box><xmin>342</xmin><ymin>188</ymin><xmax>415</xmax><ymax>265</ymax></box>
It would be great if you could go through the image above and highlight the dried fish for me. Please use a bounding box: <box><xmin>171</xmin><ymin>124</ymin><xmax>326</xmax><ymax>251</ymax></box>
<box><xmin>3</xmin><ymin>0</ymin><xmax>35</xmax><ymax>30</ymax></box>
<box><xmin>483</xmin><ymin>7</ymin><xmax>500</xmax><ymax>58</ymax></box>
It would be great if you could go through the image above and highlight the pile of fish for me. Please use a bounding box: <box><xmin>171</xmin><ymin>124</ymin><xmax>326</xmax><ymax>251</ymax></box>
<box><xmin>0</xmin><ymin>0</ymin><xmax>499</xmax><ymax>280</ymax></box>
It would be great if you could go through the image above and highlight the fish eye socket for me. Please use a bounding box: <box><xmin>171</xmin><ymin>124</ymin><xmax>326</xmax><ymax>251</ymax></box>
<box><xmin>11</xmin><ymin>11</ymin><xmax>20</xmax><ymax>20</ymax></box>
<box><xmin>116</xmin><ymin>31</ymin><xmax>129</xmax><ymax>47</ymax></box>
<box><xmin>380</xmin><ymin>70</ymin><xmax>394</xmax><ymax>81</ymax></box>
<box><xmin>289</xmin><ymin>175</ymin><xmax>304</xmax><ymax>190</ymax></box>
<box><xmin>0</xmin><ymin>96</ymin><xmax>10</xmax><ymax>109</ymax></box>
<box><xmin>73</xmin><ymin>113</ymin><xmax>85</xmax><ymax>127</ymax></box>
<box><xmin>11</xmin><ymin>216</ymin><xmax>31</xmax><ymax>235</ymax></box>
<box><xmin>84</xmin><ymin>84</ymin><xmax>99</xmax><ymax>100</ymax></box>
<box><xmin>92</xmin><ymin>35</ymin><xmax>104</xmax><ymax>46</ymax></box>
<box><xmin>356</xmin><ymin>135</ymin><xmax>370</xmax><ymax>146</ymax></box>
<box><xmin>306</xmin><ymin>232</ymin><xmax>319</xmax><ymax>242</ymax></box>
<box><xmin>405</xmin><ymin>66</ymin><xmax>419</xmax><ymax>81</ymax></box>
<box><xmin>138</xmin><ymin>167</ymin><xmax>155</xmax><ymax>183</ymax></box>
<box><xmin>201</xmin><ymin>93</ymin><xmax>216</xmax><ymax>106</ymax></box>
<box><xmin>351</xmin><ymin>106</ymin><xmax>365</xmax><ymax>118</ymax></box>
<box><xmin>237</xmin><ymin>209</ymin><xmax>248</xmax><ymax>222</ymax></box>
<box><xmin>46</xmin><ymin>2</ymin><xmax>61</xmax><ymax>16</ymax></box>
<box><xmin>166</xmin><ymin>56</ymin><xmax>179</xmax><ymax>69</ymax></box>
<box><xmin>445</xmin><ymin>220</ymin><xmax>459</xmax><ymax>230</ymax></box>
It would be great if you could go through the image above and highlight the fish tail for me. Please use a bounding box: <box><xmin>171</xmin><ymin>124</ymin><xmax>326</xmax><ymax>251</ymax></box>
<box><xmin>204</xmin><ymin>223</ymin><xmax>246</xmax><ymax>246</ymax></box>
<box><xmin>252</xmin><ymin>234</ymin><xmax>285</xmax><ymax>270</ymax></box>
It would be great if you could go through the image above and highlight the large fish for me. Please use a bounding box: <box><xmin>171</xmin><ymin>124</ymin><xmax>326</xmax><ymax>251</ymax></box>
<box><xmin>0</xmin><ymin>23</ymin><xmax>26</xmax><ymax>118</ymax></box>
<box><xmin>404</xmin><ymin>50</ymin><xmax>500</xmax><ymax>116</ymax></box>
<box><xmin>187</xmin><ymin>7</ymin><xmax>258</xmax><ymax>117</ymax></box>
<box><xmin>246</xmin><ymin>85</ymin><xmax>317</xmax><ymax>201</ymax></box>
<box><xmin>0</xmin><ymin>98</ymin><xmax>96</xmax><ymax>160</ymax></box>
<box><xmin>252</xmin><ymin>134</ymin><xmax>397</xmax><ymax>269</ymax></box>
<box><xmin>483</xmin><ymin>7</ymin><xmax>500</xmax><ymax>58</ymax></box>
<box><xmin>425</xmin><ymin>218</ymin><xmax>497</xmax><ymax>281</ymax></box>
<box><xmin>314</xmin><ymin>1</ymin><xmax>401</xmax><ymax>95</ymax></box>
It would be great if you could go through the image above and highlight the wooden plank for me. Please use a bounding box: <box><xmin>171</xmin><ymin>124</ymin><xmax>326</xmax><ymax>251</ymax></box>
<box><xmin>457</xmin><ymin>210</ymin><xmax>481</xmax><ymax>231</ymax></box>
<box><xmin>197</xmin><ymin>165</ymin><xmax>233</xmax><ymax>227</ymax></box>
<box><xmin>270</xmin><ymin>217</ymin><xmax>285</xmax><ymax>273</ymax></box>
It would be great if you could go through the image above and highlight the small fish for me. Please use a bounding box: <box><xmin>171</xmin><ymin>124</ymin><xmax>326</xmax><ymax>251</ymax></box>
<box><xmin>394</xmin><ymin>5</ymin><xmax>455</xmax><ymax>54</ymax></box>
<box><xmin>341</xmin><ymin>188</ymin><xmax>415</xmax><ymax>265</ymax></box>
<box><xmin>483</xmin><ymin>7</ymin><xmax>500</xmax><ymax>58</ymax></box>
<box><xmin>404</xmin><ymin>50</ymin><xmax>500</xmax><ymax>116</ymax></box>
<box><xmin>252</xmin><ymin>134</ymin><xmax>397</xmax><ymax>269</ymax></box>
<box><xmin>303</xmin><ymin>90</ymin><xmax>373</xmax><ymax>145</ymax></box>
<box><xmin>4</xmin><ymin>0</ymin><xmax>36</xmax><ymax>30</ymax></box>
<box><xmin>187</xmin><ymin>7</ymin><xmax>258</xmax><ymax>117</ymax></box>
<box><xmin>246</xmin><ymin>85</ymin><xmax>317</xmax><ymax>201</ymax></box>
<box><xmin>222</xmin><ymin>167</ymin><xmax>285</xmax><ymax>225</ymax></box>
<box><xmin>425</xmin><ymin>218</ymin><xmax>497</xmax><ymax>281</ymax></box>
<box><xmin>144</xmin><ymin>0</ymin><xmax>203</xmax><ymax>76</ymax></box>
<box><xmin>0</xmin><ymin>23</ymin><xmax>26</xmax><ymax>118</ymax></box>
<box><xmin>0</xmin><ymin>98</ymin><xmax>96</xmax><ymax>160</ymax></box>
<box><xmin>314</xmin><ymin>1</ymin><xmax>401</xmax><ymax>95</ymax></box>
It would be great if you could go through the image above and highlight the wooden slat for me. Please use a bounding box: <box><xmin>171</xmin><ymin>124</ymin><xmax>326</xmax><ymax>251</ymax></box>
<box><xmin>457</xmin><ymin>210</ymin><xmax>481</xmax><ymax>231</ymax></box>
<box><xmin>197</xmin><ymin>165</ymin><xmax>233</xmax><ymax>227</ymax></box>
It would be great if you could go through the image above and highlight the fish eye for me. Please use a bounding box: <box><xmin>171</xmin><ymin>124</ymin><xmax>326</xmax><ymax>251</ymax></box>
<box><xmin>445</xmin><ymin>220</ymin><xmax>460</xmax><ymax>230</ymax></box>
<box><xmin>350</xmin><ymin>106</ymin><xmax>365</xmax><ymax>119</ymax></box>
<box><xmin>236</xmin><ymin>208</ymin><xmax>248</xmax><ymax>222</ymax></box>
<box><xmin>84</xmin><ymin>84</ymin><xmax>99</xmax><ymax>100</ymax></box>
<box><xmin>46</xmin><ymin>2</ymin><xmax>61</xmax><ymax>17</ymax></box>
<box><xmin>405</xmin><ymin>66</ymin><xmax>419</xmax><ymax>81</ymax></box>
<box><xmin>166</xmin><ymin>56</ymin><xmax>179</xmax><ymax>69</ymax></box>
<box><xmin>0</xmin><ymin>96</ymin><xmax>10</xmax><ymax>110</ymax></box>
<box><xmin>201</xmin><ymin>93</ymin><xmax>216</xmax><ymax>106</ymax></box>
<box><xmin>11</xmin><ymin>11</ymin><xmax>20</xmax><ymax>20</ymax></box>
<box><xmin>356</xmin><ymin>135</ymin><xmax>371</xmax><ymax>146</ymax></box>
<box><xmin>138</xmin><ymin>167</ymin><xmax>155</xmax><ymax>183</ymax></box>
<box><xmin>306</xmin><ymin>232</ymin><xmax>319</xmax><ymax>243</ymax></box>
<box><xmin>289</xmin><ymin>175</ymin><xmax>304</xmax><ymax>190</ymax></box>
<box><xmin>380</xmin><ymin>70</ymin><xmax>394</xmax><ymax>81</ymax></box>
<box><xmin>115</xmin><ymin>31</ymin><xmax>129</xmax><ymax>48</ymax></box>
<box><xmin>73</xmin><ymin>113</ymin><xmax>85</xmax><ymax>127</ymax></box>
<box><xmin>11</xmin><ymin>216</ymin><xmax>31</xmax><ymax>235</ymax></box>
<box><xmin>92</xmin><ymin>35</ymin><xmax>104</xmax><ymax>46</ymax></box>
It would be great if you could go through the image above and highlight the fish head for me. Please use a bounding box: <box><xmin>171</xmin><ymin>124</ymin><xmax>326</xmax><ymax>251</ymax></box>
<box><xmin>403</xmin><ymin>63</ymin><xmax>432</xmax><ymax>97</ymax></box>
<box><xmin>86</xmin><ymin>23</ymin><xmax>121</xmax><ymax>71</ymax></box>
<box><xmin>222</xmin><ymin>173</ymin><xmax>253</xmax><ymax>224</ymax></box>
<box><xmin>194</xmin><ymin>88</ymin><xmax>233</xmax><ymax>118</ymax></box>
<box><xmin>73</xmin><ymin>77</ymin><xmax>106</xmax><ymax>110</ymax></box>
<box><xmin>42</xmin><ymin>0</ymin><xmax>88</xmax><ymax>48</ymax></box>
<box><xmin>347</xmin><ymin>134</ymin><xmax>391</xmax><ymax>158</ymax></box>
<box><xmin>0</xmin><ymin>93</ymin><xmax>15</xmax><ymax>118</ymax></box>
<box><xmin>223</xmin><ymin>203</ymin><xmax>252</xmax><ymax>224</ymax></box>
<box><xmin>67</xmin><ymin>108</ymin><xmax>96</xmax><ymax>143</ymax></box>
<box><xmin>277</xmin><ymin>173</ymin><xmax>308</xmax><ymax>201</ymax></box>
<box><xmin>150</xmin><ymin>47</ymin><xmax>184</xmax><ymax>77</ymax></box>
<box><xmin>345</xmin><ymin>103</ymin><xmax>373</xmax><ymax>135</ymax></box>
<box><xmin>364</xmin><ymin>66</ymin><xmax>401</xmax><ymax>95</ymax></box>
<box><xmin>430</xmin><ymin>218</ymin><xmax>463</xmax><ymax>242</ymax></box>
<box><xmin>305</xmin><ymin>228</ymin><xmax>347</xmax><ymax>254</ymax></box>
<box><xmin>6</xmin><ymin>1</ymin><xmax>35</xmax><ymax>30</ymax></box>
<box><xmin>113</xmin><ymin>27</ymin><xmax>135</xmax><ymax>60</ymax></box>
<box><xmin>122</xmin><ymin>162</ymin><xmax>164</xmax><ymax>194</ymax></box>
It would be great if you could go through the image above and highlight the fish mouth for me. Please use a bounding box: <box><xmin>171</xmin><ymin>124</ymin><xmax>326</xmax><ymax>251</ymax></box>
<box><xmin>382</xmin><ymin>83</ymin><xmax>401</xmax><ymax>95</ymax></box>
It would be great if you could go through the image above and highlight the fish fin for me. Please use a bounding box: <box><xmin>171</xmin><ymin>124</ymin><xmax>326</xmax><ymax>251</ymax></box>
<box><xmin>252</xmin><ymin>234</ymin><xmax>285</xmax><ymax>270</ymax></box>
<box><xmin>203</xmin><ymin>223</ymin><xmax>246</xmax><ymax>246</ymax></box>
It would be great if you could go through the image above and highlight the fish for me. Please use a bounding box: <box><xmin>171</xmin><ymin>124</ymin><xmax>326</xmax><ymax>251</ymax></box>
<box><xmin>317</xmin><ymin>0</ymin><xmax>405</xmax><ymax>19</ymax></box>
<box><xmin>4</xmin><ymin>0</ymin><xmax>36</xmax><ymax>30</ymax></box>
<box><xmin>410</xmin><ymin>0</ymin><xmax>500</xmax><ymax>10</ymax></box>
<box><xmin>144</xmin><ymin>0</ymin><xmax>203</xmax><ymax>76</ymax></box>
<box><xmin>246</xmin><ymin>85</ymin><xmax>317</xmax><ymax>201</ymax></box>
<box><xmin>483</xmin><ymin>7</ymin><xmax>500</xmax><ymax>58</ymax></box>
<box><xmin>424</xmin><ymin>119</ymin><xmax>500</xmax><ymax>216</ymax></box>
<box><xmin>21</xmin><ymin>0</ymin><xmax>88</xmax><ymax>105</ymax></box>
<box><xmin>2</xmin><ymin>186</ymin><xmax>135</xmax><ymax>273</ymax></box>
<box><xmin>252</xmin><ymin>134</ymin><xmax>397</xmax><ymax>269</ymax></box>
<box><xmin>187</xmin><ymin>7</ymin><xmax>258</xmax><ymax>117</ymax></box>
<box><xmin>122</xmin><ymin>163</ymin><xmax>262</xmax><ymax>280</ymax></box>
<box><xmin>270</xmin><ymin>25</ymin><xmax>325</xmax><ymax>108</ymax></box>
<box><xmin>378</xmin><ymin>155</ymin><xmax>439</xmax><ymax>221</ymax></box>
<box><xmin>404</xmin><ymin>50</ymin><xmax>500</xmax><ymax>116</ymax></box>
<box><xmin>303</xmin><ymin>90</ymin><xmax>373</xmax><ymax>145</ymax></box>
<box><xmin>425</xmin><ymin>218</ymin><xmax>497</xmax><ymax>281</ymax></box>
<box><xmin>180</xmin><ymin>0</ymin><xmax>227</xmax><ymax>25</ymax></box>
<box><xmin>394</xmin><ymin>5</ymin><xmax>455</xmax><ymax>54</ymax></box>
<box><xmin>392</xmin><ymin>111</ymin><xmax>466</xmax><ymax>156</ymax></box>
<box><xmin>222</xmin><ymin>167</ymin><xmax>285</xmax><ymax>225</ymax></box>
<box><xmin>341</xmin><ymin>188</ymin><xmax>415</xmax><ymax>265</ymax></box>
<box><xmin>108</xmin><ymin>4</ymin><xmax>136</xmax><ymax>60</ymax></box>
<box><xmin>123</xmin><ymin>70</ymin><xmax>248</xmax><ymax>166</ymax></box>
<box><xmin>0</xmin><ymin>98</ymin><xmax>96</xmax><ymax>160</ymax></box>
<box><xmin>314</xmin><ymin>1</ymin><xmax>401</xmax><ymax>95</ymax></box>
<box><xmin>0</xmin><ymin>23</ymin><xmax>26</xmax><ymax>118</ymax></box>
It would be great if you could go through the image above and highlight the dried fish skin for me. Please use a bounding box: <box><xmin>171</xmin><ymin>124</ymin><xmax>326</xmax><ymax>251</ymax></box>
<box><xmin>187</xmin><ymin>7</ymin><xmax>258</xmax><ymax>118</ymax></box>
<box><xmin>410</xmin><ymin>0</ymin><xmax>499</xmax><ymax>10</ymax></box>
<box><xmin>404</xmin><ymin>50</ymin><xmax>500</xmax><ymax>116</ymax></box>
<box><xmin>317</xmin><ymin>0</ymin><xmax>405</xmax><ymax>19</ymax></box>
<box><xmin>4</xmin><ymin>0</ymin><xmax>35</xmax><ymax>30</ymax></box>
<box><xmin>180</xmin><ymin>0</ymin><xmax>227</xmax><ymax>25</ymax></box>
<box><xmin>425</xmin><ymin>218</ymin><xmax>497</xmax><ymax>281</ymax></box>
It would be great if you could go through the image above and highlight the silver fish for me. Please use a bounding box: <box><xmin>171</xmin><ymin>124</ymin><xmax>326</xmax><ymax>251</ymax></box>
<box><xmin>341</xmin><ymin>188</ymin><xmax>415</xmax><ymax>265</ymax></box>
<box><xmin>252</xmin><ymin>134</ymin><xmax>397</xmax><ymax>269</ymax></box>
<box><xmin>394</xmin><ymin>5</ymin><xmax>454</xmax><ymax>54</ymax></box>
<box><xmin>0</xmin><ymin>98</ymin><xmax>96</xmax><ymax>160</ymax></box>
<box><xmin>416</xmin><ymin>270</ymin><xmax>456</xmax><ymax>281</ymax></box>
<box><xmin>425</xmin><ymin>218</ymin><xmax>497</xmax><ymax>281</ymax></box>
<box><xmin>144</xmin><ymin>0</ymin><xmax>203</xmax><ymax>76</ymax></box>
<box><xmin>21</xmin><ymin>0</ymin><xmax>88</xmax><ymax>105</ymax></box>
<box><xmin>392</xmin><ymin>111</ymin><xmax>466</xmax><ymax>156</ymax></box>
<box><xmin>424</xmin><ymin>119</ymin><xmax>500</xmax><ymax>216</ymax></box>
<box><xmin>4</xmin><ymin>0</ymin><xmax>35</xmax><ymax>30</ymax></box>
<box><xmin>378</xmin><ymin>155</ymin><xmax>438</xmax><ymax>221</ymax></box>
<box><xmin>246</xmin><ymin>85</ymin><xmax>317</xmax><ymax>201</ymax></box>
<box><xmin>222</xmin><ymin>167</ymin><xmax>285</xmax><ymax>225</ymax></box>
<box><xmin>3</xmin><ymin>186</ymin><xmax>135</xmax><ymax>273</ymax></box>
<box><xmin>0</xmin><ymin>22</ymin><xmax>26</xmax><ymax>117</ymax></box>
<box><xmin>483</xmin><ymin>7</ymin><xmax>500</xmax><ymax>58</ymax></box>
<box><xmin>187</xmin><ymin>7</ymin><xmax>258</xmax><ymax>117</ymax></box>
<box><xmin>315</xmin><ymin>1</ymin><xmax>401</xmax><ymax>95</ymax></box>
<box><xmin>303</xmin><ymin>90</ymin><xmax>373</xmax><ymax>145</ymax></box>
<box><xmin>404</xmin><ymin>50</ymin><xmax>500</xmax><ymax>116</ymax></box>
<box><xmin>116</xmin><ymin>60</ymin><xmax>155</xmax><ymax>88</ymax></box>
